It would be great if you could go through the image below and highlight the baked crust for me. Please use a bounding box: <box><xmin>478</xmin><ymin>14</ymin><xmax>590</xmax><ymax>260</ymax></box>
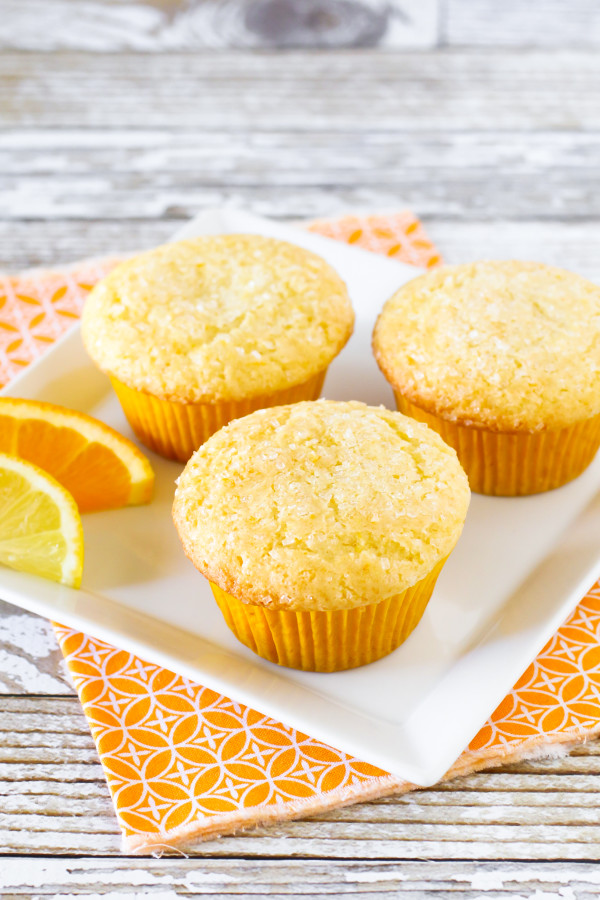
<box><xmin>373</xmin><ymin>261</ymin><xmax>600</xmax><ymax>432</ymax></box>
<box><xmin>82</xmin><ymin>235</ymin><xmax>354</xmax><ymax>403</ymax></box>
<box><xmin>172</xmin><ymin>400</ymin><xmax>470</xmax><ymax>611</ymax></box>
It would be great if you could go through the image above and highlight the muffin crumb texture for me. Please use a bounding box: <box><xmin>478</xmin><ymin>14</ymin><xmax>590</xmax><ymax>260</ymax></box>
<box><xmin>82</xmin><ymin>235</ymin><xmax>354</xmax><ymax>403</ymax></box>
<box><xmin>173</xmin><ymin>401</ymin><xmax>470</xmax><ymax>611</ymax></box>
<box><xmin>373</xmin><ymin>261</ymin><xmax>600</xmax><ymax>432</ymax></box>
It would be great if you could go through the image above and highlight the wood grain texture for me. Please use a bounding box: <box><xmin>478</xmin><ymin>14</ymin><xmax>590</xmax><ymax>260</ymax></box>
<box><xmin>4</xmin><ymin>0</ymin><xmax>598</xmax><ymax>53</ymax></box>
<box><xmin>0</xmin><ymin>0</ymin><xmax>440</xmax><ymax>51</ymax></box>
<box><xmin>2</xmin><ymin>220</ymin><xmax>600</xmax><ymax>278</ymax></box>
<box><xmin>2</xmin><ymin>129</ymin><xmax>599</xmax><ymax>222</ymax></box>
<box><xmin>6</xmin><ymin>128</ymin><xmax>600</xmax><ymax>174</ymax></box>
<box><xmin>3</xmin><ymin>51</ymin><xmax>600</xmax><ymax>130</ymax></box>
<box><xmin>446</xmin><ymin>0</ymin><xmax>600</xmax><ymax>48</ymax></box>
<box><xmin>3</xmin><ymin>859</ymin><xmax>600</xmax><ymax>897</ymax></box>
<box><xmin>2</xmin><ymin>698</ymin><xmax>600</xmax><ymax>859</ymax></box>
<box><xmin>0</xmin><ymin>605</ymin><xmax>72</xmax><ymax>695</ymax></box>
<box><xmin>0</xmin><ymin>222</ymin><xmax>174</xmax><ymax>274</ymax></box>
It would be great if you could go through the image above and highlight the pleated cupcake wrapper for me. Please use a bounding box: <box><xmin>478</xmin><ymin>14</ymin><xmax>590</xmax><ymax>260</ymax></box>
<box><xmin>210</xmin><ymin>558</ymin><xmax>446</xmax><ymax>672</ymax></box>
<box><xmin>7</xmin><ymin>210</ymin><xmax>600</xmax><ymax>855</ymax></box>
<box><xmin>111</xmin><ymin>370</ymin><xmax>326</xmax><ymax>462</ymax></box>
<box><xmin>395</xmin><ymin>393</ymin><xmax>600</xmax><ymax>496</ymax></box>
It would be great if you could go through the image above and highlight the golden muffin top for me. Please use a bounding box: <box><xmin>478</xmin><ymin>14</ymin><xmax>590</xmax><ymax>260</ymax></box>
<box><xmin>172</xmin><ymin>400</ymin><xmax>470</xmax><ymax>612</ymax></box>
<box><xmin>373</xmin><ymin>261</ymin><xmax>600</xmax><ymax>432</ymax></box>
<box><xmin>82</xmin><ymin>235</ymin><xmax>354</xmax><ymax>403</ymax></box>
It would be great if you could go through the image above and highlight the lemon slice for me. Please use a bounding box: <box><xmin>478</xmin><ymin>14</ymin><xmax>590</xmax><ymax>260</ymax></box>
<box><xmin>0</xmin><ymin>453</ymin><xmax>84</xmax><ymax>587</ymax></box>
<box><xmin>0</xmin><ymin>398</ymin><xmax>154</xmax><ymax>512</ymax></box>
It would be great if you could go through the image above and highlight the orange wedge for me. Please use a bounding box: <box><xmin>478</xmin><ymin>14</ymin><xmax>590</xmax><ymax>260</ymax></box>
<box><xmin>0</xmin><ymin>398</ymin><xmax>154</xmax><ymax>513</ymax></box>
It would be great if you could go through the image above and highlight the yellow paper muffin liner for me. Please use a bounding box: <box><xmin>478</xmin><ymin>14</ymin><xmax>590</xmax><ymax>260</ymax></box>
<box><xmin>210</xmin><ymin>558</ymin><xmax>446</xmax><ymax>673</ymax></box>
<box><xmin>110</xmin><ymin>370</ymin><xmax>326</xmax><ymax>463</ymax></box>
<box><xmin>394</xmin><ymin>393</ymin><xmax>600</xmax><ymax>496</ymax></box>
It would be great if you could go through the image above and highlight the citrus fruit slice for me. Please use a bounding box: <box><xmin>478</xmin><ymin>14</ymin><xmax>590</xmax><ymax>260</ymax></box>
<box><xmin>0</xmin><ymin>398</ymin><xmax>154</xmax><ymax>512</ymax></box>
<box><xmin>0</xmin><ymin>453</ymin><xmax>83</xmax><ymax>587</ymax></box>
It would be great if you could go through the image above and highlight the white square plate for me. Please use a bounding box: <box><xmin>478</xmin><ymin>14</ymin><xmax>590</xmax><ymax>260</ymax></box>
<box><xmin>3</xmin><ymin>208</ymin><xmax>600</xmax><ymax>786</ymax></box>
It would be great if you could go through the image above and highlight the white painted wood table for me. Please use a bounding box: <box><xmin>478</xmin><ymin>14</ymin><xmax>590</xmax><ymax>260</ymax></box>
<box><xmin>2</xmin><ymin>1</ymin><xmax>600</xmax><ymax>896</ymax></box>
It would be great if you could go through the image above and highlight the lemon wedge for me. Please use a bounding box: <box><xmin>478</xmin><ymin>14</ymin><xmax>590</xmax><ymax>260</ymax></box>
<box><xmin>0</xmin><ymin>453</ymin><xmax>84</xmax><ymax>587</ymax></box>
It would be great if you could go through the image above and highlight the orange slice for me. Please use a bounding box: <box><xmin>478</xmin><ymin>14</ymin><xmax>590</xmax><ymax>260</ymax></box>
<box><xmin>0</xmin><ymin>398</ymin><xmax>154</xmax><ymax>513</ymax></box>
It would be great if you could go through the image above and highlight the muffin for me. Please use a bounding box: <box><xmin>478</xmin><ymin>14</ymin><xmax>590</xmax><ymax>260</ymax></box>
<box><xmin>172</xmin><ymin>400</ymin><xmax>470</xmax><ymax>672</ymax></box>
<box><xmin>82</xmin><ymin>235</ymin><xmax>354</xmax><ymax>462</ymax></box>
<box><xmin>373</xmin><ymin>261</ymin><xmax>600</xmax><ymax>496</ymax></box>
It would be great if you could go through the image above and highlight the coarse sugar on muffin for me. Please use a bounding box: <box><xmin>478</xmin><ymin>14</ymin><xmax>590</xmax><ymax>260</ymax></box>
<box><xmin>82</xmin><ymin>235</ymin><xmax>354</xmax><ymax>461</ymax></box>
<box><xmin>373</xmin><ymin>260</ymin><xmax>600</xmax><ymax>495</ymax></box>
<box><xmin>172</xmin><ymin>400</ymin><xmax>470</xmax><ymax>671</ymax></box>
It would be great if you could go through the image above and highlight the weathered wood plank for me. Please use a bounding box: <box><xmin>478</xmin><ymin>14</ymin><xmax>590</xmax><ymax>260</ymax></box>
<box><xmin>3</xmin><ymin>859</ymin><xmax>600</xmax><ymax>896</ymax></box>
<box><xmin>0</xmin><ymin>221</ymin><xmax>173</xmax><ymax>274</ymax></box>
<box><xmin>0</xmin><ymin>604</ymin><xmax>72</xmax><ymax>695</ymax></box>
<box><xmin>2</xmin><ymin>219</ymin><xmax>600</xmax><ymax>280</ymax></box>
<box><xmin>5</xmin><ymin>128</ymin><xmax>600</xmax><ymax>175</ymax></box>
<box><xmin>8</xmin><ymin>794</ymin><xmax>600</xmax><ymax>829</ymax></box>
<box><xmin>7</xmin><ymin>175</ymin><xmax>600</xmax><ymax>221</ymax></box>
<box><xmin>446</xmin><ymin>0</ymin><xmax>600</xmax><ymax>48</ymax></box>
<box><xmin>3</xmin><ymin>828</ymin><xmax>600</xmax><ymax>860</ymax></box>
<box><xmin>429</xmin><ymin>221</ymin><xmax>600</xmax><ymax>281</ymax></box>
<box><xmin>0</xmin><ymin>0</ymin><xmax>440</xmax><ymax>51</ymax></box>
<box><xmin>2</xmin><ymin>51</ymin><xmax>600</xmax><ymax>130</ymax></box>
<box><xmin>5</xmin><ymin>0</ymin><xmax>599</xmax><ymax>53</ymax></box>
<box><xmin>2</xmin><ymin>130</ymin><xmax>599</xmax><ymax>222</ymax></box>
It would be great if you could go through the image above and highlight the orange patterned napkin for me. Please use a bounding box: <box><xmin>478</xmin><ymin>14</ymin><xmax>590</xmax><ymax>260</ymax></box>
<box><xmin>3</xmin><ymin>211</ymin><xmax>600</xmax><ymax>854</ymax></box>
